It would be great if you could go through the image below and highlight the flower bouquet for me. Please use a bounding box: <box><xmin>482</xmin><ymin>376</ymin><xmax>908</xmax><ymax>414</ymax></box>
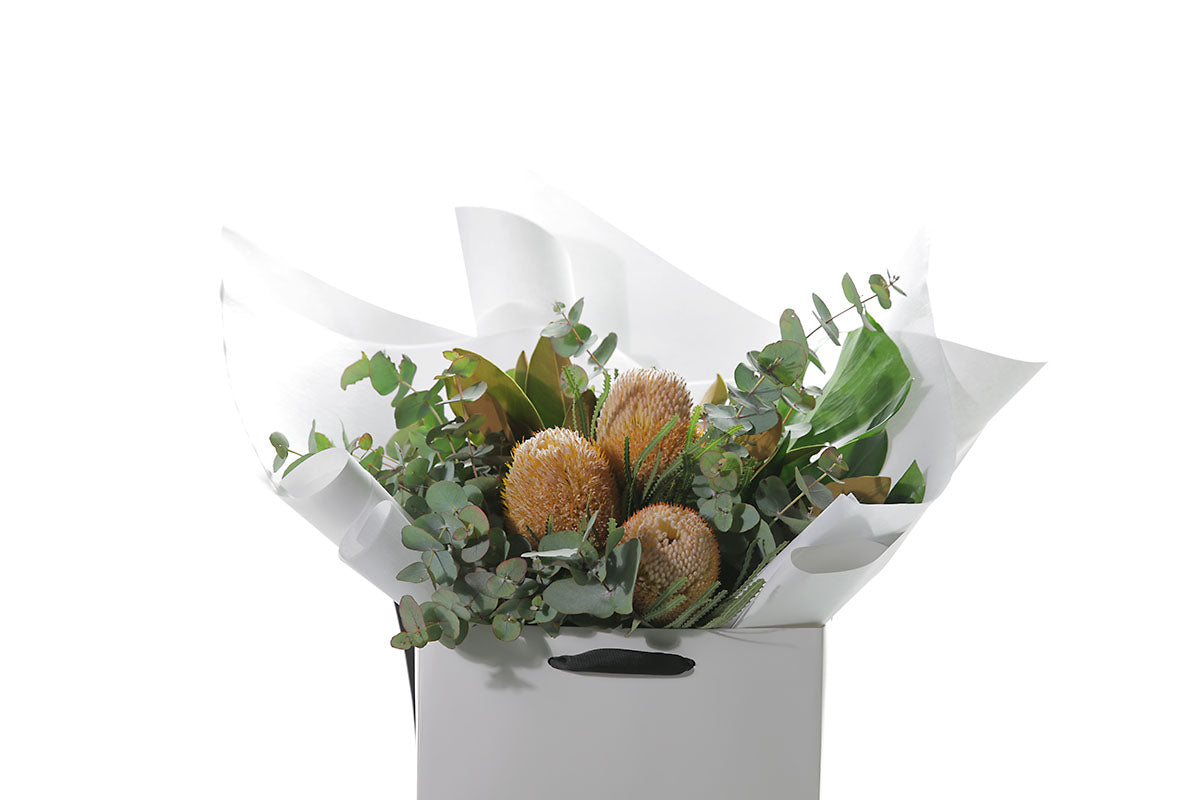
<box><xmin>222</xmin><ymin>188</ymin><xmax>1040</xmax><ymax>800</ymax></box>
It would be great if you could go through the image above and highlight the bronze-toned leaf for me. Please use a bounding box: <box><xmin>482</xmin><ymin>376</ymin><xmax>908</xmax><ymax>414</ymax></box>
<box><xmin>741</xmin><ymin>412</ymin><xmax>782</xmax><ymax>460</ymax></box>
<box><xmin>827</xmin><ymin>475</ymin><xmax>892</xmax><ymax>505</ymax></box>
<box><xmin>444</xmin><ymin>348</ymin><xmax>543</xmax><ymax>442</ymax></box>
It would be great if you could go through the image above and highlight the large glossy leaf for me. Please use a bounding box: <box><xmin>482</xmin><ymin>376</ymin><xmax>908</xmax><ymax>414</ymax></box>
<box><xmin>839</xmin><ymin>430</ymin><xmax>888</xmax><ymax>478</ymax></box>
<box><xmin>793</xmin><ymin>322</ymin><xmax>911</xmax><ymax>447</ymax></box>
<box><xmin>444</xmin><ymin>348</ymin><xmax>542</xmax><ymax>439</ymax></box>
<box><xmin>886</xmin><ymin>460</ymin><xmax>926</xmax><ymax>504</ymax></box>
<box><xmin>525</xmin><ymin>336</ymin><xmax>571</xmax><ymax>428</ymax></box>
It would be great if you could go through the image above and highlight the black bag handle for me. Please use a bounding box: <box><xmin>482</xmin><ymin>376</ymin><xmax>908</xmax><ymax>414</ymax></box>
<box><xmin>548</xmin><ymin>648</ymin><xmax>695</xmax><ymax>676</ymax></box>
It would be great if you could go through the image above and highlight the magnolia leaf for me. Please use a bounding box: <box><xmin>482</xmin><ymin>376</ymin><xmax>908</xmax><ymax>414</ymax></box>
<box><xmin>886</xmin><ymin>460</ymin><xmax>926</xmax><ymax>504</ymax></box>
<box><xmin>340</xmin><ymin>353</ymin><xmax>371</xmax><ymax>390</ymax></box>
<box><xmin>446</xmin><ymin>348</ymin><xmax>543</xmax><ymax>440</ymax></box>
<box><xmin>827</xmin><ymin>475</ymin><xmax>892</xmax><ymax>505</ymax></box>
<box><xmin>701</xmin><ymin>374</ymin><xmax>729</xmax><ymax>406</ymax></box>
<box><xmin>513</xmin><ymin>350</ymin><xmax>529</xmax><ymax>390</ymax></box>
<box><xmin>838</xmin><ymin>430</ymin><xmax>889</xmax><ymax>478</ymax></box>
<box><xmin>526</xmin><ymin>337</ymin><xmax>571</xmax><ymax>428</ymax></box>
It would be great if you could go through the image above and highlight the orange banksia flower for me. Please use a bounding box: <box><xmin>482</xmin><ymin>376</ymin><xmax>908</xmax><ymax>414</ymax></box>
<box><xmin>595</xmin><ymin>369</ymin><xmax>692</xmax><ymax>486</ymax></box>
<box><xmin>620</xmin><ymin>503</ymin><xmax>720</xmax><ymax>622</ymax></box>
<box><xmin>502</xmin><ymin>428</ymin><xmax>619</xmax><ymax>542</ymax></box>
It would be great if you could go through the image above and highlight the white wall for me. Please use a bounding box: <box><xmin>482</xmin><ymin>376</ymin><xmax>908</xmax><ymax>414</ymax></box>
<box><xmin>2</xmin><ymin>2</ymin><xmax>1196</xmax><ymax>798</ymax></box>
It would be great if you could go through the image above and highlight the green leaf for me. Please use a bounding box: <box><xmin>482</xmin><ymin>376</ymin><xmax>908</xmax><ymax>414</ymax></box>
<box><xmin>359</xmin><ymin>447</ymin><xmax>383</xmax><ymax>471</ymax></box>
<box><xmin>567</xmin><ymin>298</ymin><xmax>585</xmax><ymax>323</ymax></box>
<box><xmin>445</xmin><ymin>381</ymin><xmax>487</xmax><ymax>404</ymax></box>
<box><xmin>423</xmin><ymin>602</ymin><xmax>460</xmax><ymax>640</ymax></box>
<box><xmin>340</xmin><ymin>353</ymin><xmax>371</xmax><ymax>390</ymax></box>
<box><xmin>268</xmin><ymin>432</ymin><xmax>289</xmax><ymax>460</ymax></box>
<box><xmin>589</xmin><ymin>332</ymin><xmax>617</xmax><ymax>372</ymax></box>
<box><xmin>396</xmin><ymin>355</ymin><xmax>417</xmax><ymax>397</ymax></box>
<box><xmin>396</xmin><ymin>562</ymin><xmax>430</xmax><ymax>583</ymax></box>
<box><xmin>886</xmin><ymin>460</ymin><xmax>926</xmax><ymax>504</ymax></box>
<box><xmin>869</xmin><ymin>274</ymin><xmax>893</xmax><ymax>309</ymax></box>
<box><xmin>426</xmin><ymin>480</ymin><xmax>468</xmax><ymax>513</ymax></box>
<box><xmin>525</xmin><ymin>337</ymin><xmax>570</xmax><ymax>428</ymax></box>
<box><xmin>307</xmin><ymin>420</ymin><xmax>333</xmax><ymax>453</ymax></box>
<box><xmin>512</xmin><ymin>350</ymin><xmax>529</xmax><ymax>390</ymax></box>
<box><xmin>402</xmin><ymin>525</ymin><xmax>443</xmax><ymax>552</ymax></box>
<box><xmin>280</xmin><ymin>452</ymin><xmax>314</xmax><ymax>479</ymax></box>
<box><xmin>492</xmin><ymin>614</ymin><xmax>522</xmax><ymax>641</ymax></box>
<box><xmin>839</xmin><ymin>430</ymin><xmax>889</xmax><ymax>478</ymax></box>
<box><xmin>794</xmin><ymin>324</ymin><xmax>911</xmax><ymax>448</ymax></box>
<box><xmin>551</xmin><ymin>323</ymin><xmax>592</xmax><ymax>358</ymax></box>
<box><xmin>540</xmin><ymin>319</ymin><xmax>573</xmax><ymax>338</ymax></box>
<box><xmin>397</xmin><ymin>595</ymin><xmax>424</xmax><ymax>634</ymax></box>
<box><xmin>444</xmin><ymin>352</ymin><xmax>479</xmax><ymax>378</ymax></box>
<box><xmin>424</xmin><ymin>549</ymin><xmax>458</xmax><ymax>582</ymax></box>
<box><xmin>369</xmin><ymin>351</ymin><xmax>400</xmax><ymax>395</ymax></box>
<box><xmin>445</xmin><ymin>348</ymin><xmax>543</xmax><ymax>435</ymax></box>
<box><xmin>780</xmin><ymin>307</ymin><xmax>806</xmax><ymax>342</ymax></box>
<box><xmin>542</xmin><ymin>540</ymin><xmax>640</xmax><ymax>618</ymax></box>
<box><xmin>496</xmin><ymin>557</ymin><xmax>527</xmax><ymax>583</ymax></box>
<box><xmin>560</xmin><ymin>364</ymin><xmax>588</xmax><ymax>395</ymax></box>
<box><xmin>402</xmin><ymin>457</ymin><xmax>430</xmax><ymax>487</ymax></box>
<box><xmin>811</xmin><ymin>294</ymin><xmax>840</xmax><ymax>345</ymax></box>
<box><xmin>758</xmin><ymin>339</ymin><xmax>809</xmax><ymax>386</ymax></box>
<box><xmin>796</xmin><ymin>470</ymin><xmax>835</xmax><ymax>510</ymax></box>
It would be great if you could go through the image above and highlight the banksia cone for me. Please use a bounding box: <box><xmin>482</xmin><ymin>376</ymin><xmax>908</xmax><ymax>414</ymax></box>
<box><xmin>502</xmin><ymin>428</ymin><xmax>618</xmax><ymax>542</ymax></box>
<box><xmin>596</xmin><ymin>369</ymin><xmax>692</xmax><ymax>486</ymax></box>
<box><xmin>620</xmin><ymin>503</ymin><xmax>720</xmax><ymax>622</ymax></box>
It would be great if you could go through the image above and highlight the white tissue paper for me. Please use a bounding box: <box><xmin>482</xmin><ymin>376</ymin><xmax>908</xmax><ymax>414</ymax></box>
<box><xmin>221</xmin><ymin>183</ymin><xmax>1041</xmax><ymax>630</ymax></box>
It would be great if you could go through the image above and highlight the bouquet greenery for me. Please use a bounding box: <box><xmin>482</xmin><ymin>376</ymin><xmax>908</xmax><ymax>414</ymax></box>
<box><xmin>269</xmin><ymin>271</ymin><xmax>922</xmax><ymax>650</ymax></box>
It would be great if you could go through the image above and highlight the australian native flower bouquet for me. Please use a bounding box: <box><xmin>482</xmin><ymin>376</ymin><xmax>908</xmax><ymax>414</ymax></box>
<box><xmin>267</xmin><ymin>272</ymin><xmax>919</xmax><ymax>650</ymax></box>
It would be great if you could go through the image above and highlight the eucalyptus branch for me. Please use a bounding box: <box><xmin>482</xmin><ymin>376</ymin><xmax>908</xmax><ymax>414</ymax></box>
<box><xmin>557</xmin><ymin>308</ymin><xmax>608</xmax><ymax>378</ymax></box>
<box><xmin>805</xmin><ymin>274</ymin><xmax>902</xmax><ymax>341</ymax></box>
<box><xmin>451</xmin><ymin>375</ymin><xmax>480</xmax><ymax>478</ymax></box>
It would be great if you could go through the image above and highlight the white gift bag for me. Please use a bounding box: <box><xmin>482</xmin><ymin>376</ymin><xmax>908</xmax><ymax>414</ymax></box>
<box><xmin>416</xmin><ymin>626</ymin><xmax>824</xmax><ymax>800</ymax></box>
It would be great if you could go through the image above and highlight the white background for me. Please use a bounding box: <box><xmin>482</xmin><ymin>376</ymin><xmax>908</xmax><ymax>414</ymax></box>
<box><xmin>3</xmin><ymin>2</ymin><xmax>1197</xmax><ymax>798</ymax></box>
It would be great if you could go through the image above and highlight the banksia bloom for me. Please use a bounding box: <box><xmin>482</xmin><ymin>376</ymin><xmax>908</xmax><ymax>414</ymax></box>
<box><xmin>596</xmin><ymin>369</ymin><xmax>692</xmax><ymax>486</ymax></box>
<box><xmin>502</xmin><ymin>428</ymin><xmax>618</xmax><ymax>543</ymax></box>
<box><xmin>620</xmin><ymin>503</ymin><xmax>720</xmax><ymax>622</ymax></box>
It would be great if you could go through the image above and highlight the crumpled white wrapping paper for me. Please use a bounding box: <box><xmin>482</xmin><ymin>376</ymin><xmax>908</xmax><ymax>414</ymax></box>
<box><xmin>222</xmin><ymin>185</ymin><xmax>1041</xmax><ymax>626</ymax></box>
